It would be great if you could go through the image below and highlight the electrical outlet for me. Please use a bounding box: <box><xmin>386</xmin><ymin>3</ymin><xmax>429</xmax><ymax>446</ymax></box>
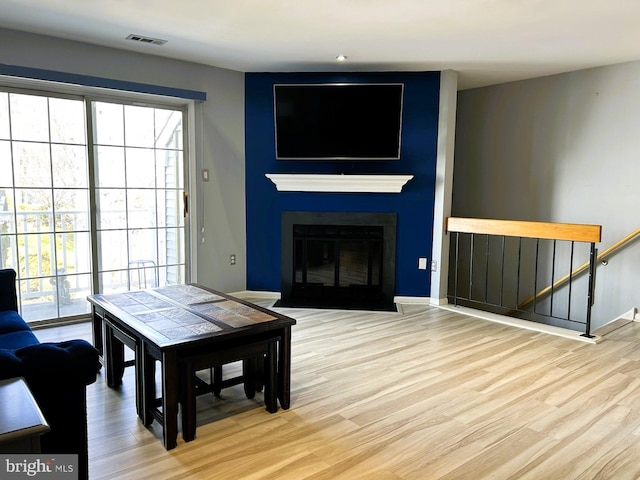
<box><xmin>202</xmin><ymin>169</ymin><xmax>210</xmax><ymax>182</ymax></box>
<box><xmin>229</xmin><ymin>254</ymin><xmax>236</xmax><ymax>265</ymax></box>
<box><xmin>431</xmin><ymin>260</ymin><xmax>437</xmax><ymax>272</ymax></box>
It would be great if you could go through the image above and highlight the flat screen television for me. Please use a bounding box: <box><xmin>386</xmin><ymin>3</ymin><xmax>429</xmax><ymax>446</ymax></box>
<box><xmin>274</xmin><ymin>83</ymin><xmax>404</xmax><ymax>160</ymax></box>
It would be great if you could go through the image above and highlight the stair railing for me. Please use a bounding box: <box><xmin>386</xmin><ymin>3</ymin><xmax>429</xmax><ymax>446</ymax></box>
<box><xmin>518</xmin><ymin>227</ymin><xmax>640</xmax><ymax>313</ymax></box>
<box><xmin>447</xmin><ymin>217</ymin><xmax>602</xmax><ymax>338</ymax></box>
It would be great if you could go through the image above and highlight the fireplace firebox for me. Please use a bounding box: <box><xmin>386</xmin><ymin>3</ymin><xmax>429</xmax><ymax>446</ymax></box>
<box><xmin>277</xmin><ymin>212</ymin><xmax>397</xmax><ymax>311</ymax></box>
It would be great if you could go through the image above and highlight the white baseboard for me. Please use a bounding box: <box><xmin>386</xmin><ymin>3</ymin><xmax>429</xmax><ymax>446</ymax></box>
<box><xmin>592</xmin><ymin>307</ymin><xmax>639</xmax><ymax>337</ymax></box>
<box><xmin>229</xmin><ymin>290</ymin><xmax>281</xmax><ymax>300</ymax></box>
<box><xmin>235</xmin><ymin>292</ymin><xmax>442</xmax><ymax>306</ymax></box>
<box><xmin>430</xmin><ymin>297</ymin><xmax>450</xmax><ymax>306</ymax></box>
<box><xmin>393</xmin><ymin>296</ymin><xmax>432</xmax><ymax>305</ymax></box>
<box><xmin>436</xmin><ymin>304</ymin><xmax>600</xmax><ymax>344</ymax></box>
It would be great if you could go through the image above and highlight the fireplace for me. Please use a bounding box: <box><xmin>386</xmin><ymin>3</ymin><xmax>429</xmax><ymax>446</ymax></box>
<box><xmin>277</xmin><ymin>211</ymin><xmax>397</xmax><ymax>311</ymax></box>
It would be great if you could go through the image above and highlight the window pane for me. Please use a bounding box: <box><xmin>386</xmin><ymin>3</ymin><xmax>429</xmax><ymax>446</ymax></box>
<box><xmin>126</xmin><ymin>147</ymin><xmax>155</xmax><ymax>188</ymax></box>
<box><xmin>128</xmin><ymin>229</ymin><xmax>157</xmax><ymax>265</ymax></box>
<box><xmin>156</xmin><ymin>190</ymin><xmax>184</xmax><ymax>227</ymax></box>
<box><xmin>49</xmin><ymin>98</ymin><xmax>86</xmax><ymax>144</ymax></box>
<box><xmin>18</xmin><ymin>232</ymin><xmax>56</xmax><ymax>278</ymax></box>
<box><xmin>155</xmin><ymin>109</ymin><xmax>183</xmax><ymax>149</ymax></box>
<box><xmin>158</xmin><ymin>228</ymin><xmax>185</xmax><ymax>266</ymax></box>
<box><xmin>127</xmin><ymin>189</ymin><xmax>157</xmax><ymax>228</ymax></box>
<box><xmin>125</xmin><ymin>105</ymin><xmax>154</xmax><ymax>148</ymax></box>
<box><xmin>60</xmin><ymin>273</ymin><xmax>91</xmax><ymax>316</ymax></box>
<box><xmin>0</xmin><ymin>141</ymin><xmax>12</xmax><ymax>187</ymax></box>
<box><xmin>0</xmin><ymin>188</ymin><xmax>15</xmax><ymax>234</ymax></box>
<box><xmin>95</xmin><ymin>146</ymin><xmax>125</xmax><ymax>187</ymax></box>
<box><xmin>52</xmin><ymin>144</ymin><xmax>88</xmax><ymax>188</ymax></box>
<box><xmin>13</xmin><ymin>142</ymin><xmax>52</xmax><ymax>188</ymax></box>
<box><xmin>159</xmin><ymin>264</ymin><xmax>185</xmax><ymax>286</ymax></box>
<box><xmin>0</xmin><ymin>93</ymin><xmax>9</xmax><ymax>140</ymax></box>
<box><xmin>97</xmin><ymin>230</ymin><xmax>128</xmax><ymax>270</ymax></box>
<box><xmin>19</xmin><ymin>278</ymin><xmax>55</xmax><ymax>322</ymax></box>
<box><xmin>96</xmin><ymin>189</ymin><xmax>126</xmax><ymax>229</ymax></box>
<box><xmin>14</xmin><ymin>189</ymin><xmax>54</xmax><ymax>234</ymax></box>
<box><xmin>95</xmin><ymin>102</ymin><xmax>124</xmax><ymax>145</ymax></box>
<box><xmin>54</xmin><ymin>189</ymin><xmax>90</xmax><ymax>232</ymax></box>
<box><xmin>129</xmin><ymin>260</ymin><xmax>157</xmax><ymax>289</ymax></box>
<box><xmin>10</xmin><ymin>93</ymin><xmax>49</xmax><ymax>142</ymax></box>
<box><xmin>156</xmin><ymin>149</ymin><xmax>183</xmax><ymax>189</ymax></box>
<box><xmin>0</xmin><ymin>232</ymin><xmax>17</xmax><ymax>270</ymax></box>
<box><xmin>56</xmin><ymin>231</ymin><xmax>91</xmax><ymax>274</ymax></box>
<box><xmin>100</xmin><ymin>269</ymin><xmax>129</xmax><ymax>294</ymax></box>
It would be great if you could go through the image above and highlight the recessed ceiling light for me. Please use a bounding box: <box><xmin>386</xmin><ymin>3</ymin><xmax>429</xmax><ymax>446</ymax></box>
<box><xmin>336</xmin><ymin>54</ymin><xmax>347</xmax><ymax>62</ymax></box>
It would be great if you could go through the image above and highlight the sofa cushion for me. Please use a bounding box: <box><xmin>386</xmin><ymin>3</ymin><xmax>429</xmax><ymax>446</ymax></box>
<box><xmin>0</xmin><ymin>309</ymin><xmax>39</xmax><ymax>350</ymax></box>
<box><xmin>0</xmin><ymin>309</ymin><xmax>33</xmax><ymax>335</ymax></box>
<box><xmin>0</xmin><ymin>329</ymin><xmax>40</xmax><ymax>350</ymax></box>
<box><xmin>16</xmin><ymin>340</ymin><xmax>100</xmax><ymax>385</ymax></box>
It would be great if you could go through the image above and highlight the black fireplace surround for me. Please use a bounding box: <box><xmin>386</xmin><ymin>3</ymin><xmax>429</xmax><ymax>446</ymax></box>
<box><xmin>277</xmin><ymin>211</ymin><xmax>397</xmax><ymax>311</ymax></box>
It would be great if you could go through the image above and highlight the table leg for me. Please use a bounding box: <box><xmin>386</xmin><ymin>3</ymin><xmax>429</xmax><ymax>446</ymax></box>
<box><xmin>243</xmin><ymin>358</ymin><xmax>257</xmax><ymax>399</ymax></box>
<box><xmin>162</xmin><ymin>350</ymin><xmax>179</xmax><ymax>450</ymax></box>
<box><xmin>180</xmin><ymin>359</ymin><xmax>197</xmax><ymax>443</ymax></box>
<box><xmin>91</xmin><ymin>307</ymin><xmax>104</xmax><ymax>359</ymax></box>
<box><xmin>212</xmin><ymin>366</ymin><xmax>222</xmax><ymax>396</ymax></box>
<box><xmin>265</xmin><ymin>341</ymin><xmax>278</xmax><ymax>413</ymax></box>
<box><xmin>133</xmin><ymin>342</ymin><xmax>143</xmax><ymax>419</ymax></box>
<box><xmin>141</xmin><ymin>345</ymin><xmax>156</xmax><ymax>427</ymax></box>
<box><xmin>103</xmin><ymin>322</ymin><xmax>125</xmax><ymax>388</ymax></box>
<box><xmin>278</xmin><ymin>326</ymin><xmax>292</xmax><ymax>410</ymax></box>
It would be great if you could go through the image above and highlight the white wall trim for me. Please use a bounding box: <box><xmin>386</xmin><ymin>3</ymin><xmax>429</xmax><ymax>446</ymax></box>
<box><xmin>265</xmin><ymin>174</ymin><xmax>414</xmax><ymax>193</ymax></box>
<box><xmin>430</xmin><ymin>70</ymin><xmax>458</xmax><ymax>301</ymax></box>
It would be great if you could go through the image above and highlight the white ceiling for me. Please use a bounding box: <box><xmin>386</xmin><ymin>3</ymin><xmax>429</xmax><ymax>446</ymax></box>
<box><xmin>1</xmin><ymin>0</ymin><xmax>640</xmax><ymax>90</ymax></box>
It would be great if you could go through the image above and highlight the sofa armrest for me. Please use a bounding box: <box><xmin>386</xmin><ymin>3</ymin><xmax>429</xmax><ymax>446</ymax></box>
<box><xmin>0</xmin><ymin>269</ymin><xmax>18</xmax><ymax>312</ymax></box>
<box><xmin>10</xmin><ymin>340</ymin><xmax>100</xmax><ymax>386</ymax></box>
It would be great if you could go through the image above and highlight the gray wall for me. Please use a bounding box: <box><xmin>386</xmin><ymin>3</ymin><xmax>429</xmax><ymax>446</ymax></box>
<box><xmin>454</xmin><ymin>60</ymin><xmax>640</xmax><ymax>329</ymax></box>
<box><xmin>0</xmin><ymin>28</ymin><xmax>247</xmax><ymax>292</ymax></box>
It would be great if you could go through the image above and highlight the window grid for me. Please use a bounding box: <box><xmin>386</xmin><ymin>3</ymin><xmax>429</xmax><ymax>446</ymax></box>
<box><xmin>0</xmin><ymin>88</ymin><xmax>189</xmax><ymax>324</ymax></box>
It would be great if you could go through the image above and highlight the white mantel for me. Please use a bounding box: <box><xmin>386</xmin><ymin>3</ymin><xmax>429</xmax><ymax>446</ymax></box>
<box><xmin>265</xmin><ymin>174</ymin><xmax>414</xmax><ymax>193</ymax></box>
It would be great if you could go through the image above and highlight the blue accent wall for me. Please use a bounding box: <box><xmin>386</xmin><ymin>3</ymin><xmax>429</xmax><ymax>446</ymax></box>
<box><xmin>245</xmin><ymin>71</ymin><xmax>440</xmax><ymax>297</ymax></box>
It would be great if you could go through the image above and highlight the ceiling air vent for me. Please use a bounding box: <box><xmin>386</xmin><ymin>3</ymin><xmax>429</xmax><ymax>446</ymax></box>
<box><xmin>126</xmin><ymin>34</ymin><xmax>167</xmax><ymax>46</ymax></box>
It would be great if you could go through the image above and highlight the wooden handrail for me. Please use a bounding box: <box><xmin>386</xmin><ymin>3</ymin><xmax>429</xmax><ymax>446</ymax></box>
<box><xmin>518</xmin><ymin>227</ymin><xmax>640</xmax><ymax>309</ymax></box>
<box><xmin>446</xmin><ymin>217</ymin><xmax>602</xmax><ymax>243</ymax></box>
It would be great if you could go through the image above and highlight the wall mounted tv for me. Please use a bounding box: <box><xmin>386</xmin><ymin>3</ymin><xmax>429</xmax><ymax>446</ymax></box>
<box><xmin>274</xmin><ymin>83</ymin><xmax>404</xmax><ymax>160</ymax></box>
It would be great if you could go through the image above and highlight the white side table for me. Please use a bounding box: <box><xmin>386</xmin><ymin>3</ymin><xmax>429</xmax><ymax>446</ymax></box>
<box><xmin>0</xmin><ymin>377</ymin><xmax>50</xmax><ymax>453</ymax></box>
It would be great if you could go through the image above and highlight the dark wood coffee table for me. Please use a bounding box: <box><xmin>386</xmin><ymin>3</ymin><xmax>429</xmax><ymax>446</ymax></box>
<box><xmin>88</xmin><ymin>284</ymin><xmax>296</xmax><ymax>450</ymax></box>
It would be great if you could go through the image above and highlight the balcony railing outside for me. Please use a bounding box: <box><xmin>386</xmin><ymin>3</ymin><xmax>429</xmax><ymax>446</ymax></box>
<box><xmin>1</xmin><ymin>207</ymin><xmax>184</xmax><ymax>323</ymax></box>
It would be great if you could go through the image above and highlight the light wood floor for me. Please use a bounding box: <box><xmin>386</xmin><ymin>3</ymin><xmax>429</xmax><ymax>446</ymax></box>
<box><xmin>35</xmin><ymin>301</ymin><xmax>640</xmax><ymax>479</ymax></box>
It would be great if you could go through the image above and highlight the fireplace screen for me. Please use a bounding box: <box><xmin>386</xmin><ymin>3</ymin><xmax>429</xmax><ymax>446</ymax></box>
<box><xmin>278</xmin><ymin>211</ymin><xmax>396</xmax><ymax>311</ymax></box>
<box><xmin>293</xmin><ymin>225</ymin><xmax>382</xmax><ymax>289</ymax></box>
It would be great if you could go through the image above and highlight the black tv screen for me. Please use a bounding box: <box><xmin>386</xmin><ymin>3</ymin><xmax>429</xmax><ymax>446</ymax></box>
<box><xmin>274</xmin><ymin>83</ymin><xmax>404</xmax><ymax>160</ymax></box>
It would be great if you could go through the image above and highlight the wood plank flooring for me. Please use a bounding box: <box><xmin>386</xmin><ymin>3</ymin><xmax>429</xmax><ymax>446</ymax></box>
<box><xmin>35</xmin><ymin>302</ymin><xmax>640</xmax><ymax>479</ymax></box>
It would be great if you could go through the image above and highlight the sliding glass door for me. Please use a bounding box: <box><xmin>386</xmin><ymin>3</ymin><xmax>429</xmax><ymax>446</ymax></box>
<box><xmin>93</xmin><ymin>101</ymin><xmax>186</xmax><ymax>294</ymax></box>
<box><xmin>0</xmin><ymin>89</ymin><xmax>188</xmax><ymax>323</ymax></box>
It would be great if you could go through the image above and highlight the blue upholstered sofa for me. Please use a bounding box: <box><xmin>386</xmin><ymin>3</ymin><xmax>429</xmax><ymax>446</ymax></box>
<box><xmin>0</xmin><ymin>268</ymin><xmax>100</xmax><ymax>480</ymax></box>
